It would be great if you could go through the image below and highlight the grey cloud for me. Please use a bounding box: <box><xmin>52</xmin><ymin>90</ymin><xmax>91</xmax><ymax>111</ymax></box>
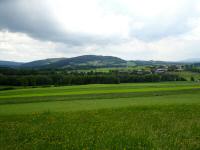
<box><xmin>0</xmin><ymin>0</ymin><xmax>121</xmax><ymax>46</ymax></box>
<box><xmin>0</xmin><ymin>0</ymin><xmax>62</xmax><ymax>41</ymax></box>
<box><xmin>1</xmin><ymin>0</ymin><xmax>200</xmax><ymax>45</ymax></box>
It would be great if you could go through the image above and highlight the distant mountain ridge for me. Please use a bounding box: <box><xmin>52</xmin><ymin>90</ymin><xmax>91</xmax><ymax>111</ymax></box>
<box><xmin>21</xmin><ymin>58</ymin><xmax>66</xmax><ymax>68</ymax></box>
<box><xmin>0</xmin><ymin>61</ymin><xmax>23</xmax><ymax>68</ymax></box>
<box><xmin>45</xmin><ymin>55</ymin><xmax>127</xmax><ymax>69</ymax></box>
<box><xmin>181</xmin><ymin>58</ymin><xmax>200</xmax><ymax>63</ymax></box>
<box><xmin>0</xmin><ymin>55</ymin><xmax>196</xmax><ymax>69</ymax></box>
<box><xmin>0</xmin><ymin>55</ymin><xmax>127</xmax><ymax>69</ymax></box>
<box><xmin>133</xmin><ymin>60</ymin><xmax>183</xmax><ymax>66</ymax></box>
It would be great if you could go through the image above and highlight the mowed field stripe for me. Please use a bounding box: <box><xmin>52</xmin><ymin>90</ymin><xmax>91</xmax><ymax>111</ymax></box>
<box><xmin>0</xmin><ymin>93</ymin><xmax>200</xmax><ymax>115</ymax></box>
<box><xmin>0</xmin><ymin>88</ymin><xmax>200</xmax><ymax>105</ymax></box>
<box><xmin>0</xmin><ymin>83</ymin><xmax>199</xmax><ymax>99</ymax></box>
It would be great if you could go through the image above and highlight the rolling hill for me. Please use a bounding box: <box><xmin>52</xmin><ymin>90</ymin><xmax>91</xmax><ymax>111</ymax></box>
<box><xmin>48</xmin><ymin>55</ymin><xmax>127</xmax><ymax>69</ymax></box>
<box><xmin>20</xmin><ymin>55</ymin><xmax>127</xmax><ymax>69</ymax></box>
<box><xmin>0</xmin><ymin>61</ymin><xmax>23</xmax><ymax>68</ymax></box>
<box><xmin>133</xmin><ymin>60</ymin><xmax>182</xmax><ymax>66</ymax></box>
<box><xmin>21</xmin><ymin>58</ymin><xmax>66</xmax><ymax>68</ymax></box>
<box><xmin>0</xmin><ymin>55</ymin><xmax>193</xmax><ymax>69</ymax></box>
<box><xmin>181</xmin><ymin>58</ymin><xmax>200</xmax><ymax>63</ymax></box>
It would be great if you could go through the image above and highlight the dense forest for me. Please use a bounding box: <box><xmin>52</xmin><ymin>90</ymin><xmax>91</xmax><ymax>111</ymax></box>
<box><xmin>0</xmin><ymin>67</ymin><xmax>186</xmax><ymax>86</ymax></box>
<box><xmin>185</xmin><ymin>64</ymin><xmax>200</xmax><ymax>73</ymax></box>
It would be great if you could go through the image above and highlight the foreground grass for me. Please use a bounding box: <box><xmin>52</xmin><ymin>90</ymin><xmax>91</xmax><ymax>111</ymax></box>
<box><xmin>1</xmin><ymin>82</ymin><xmax>200</xmax><ymax>149</ymax></box>
<box><xmin>1</xmin><ymin>105</ymin><xmax>200</xmax><ymax>150</ymax></box>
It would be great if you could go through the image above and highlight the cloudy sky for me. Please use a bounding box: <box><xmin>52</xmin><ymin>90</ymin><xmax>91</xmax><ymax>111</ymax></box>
<box><xmin>1</xmin><ymin>0</ymin><xmax>200</xmax><ymax>62</ymax></box>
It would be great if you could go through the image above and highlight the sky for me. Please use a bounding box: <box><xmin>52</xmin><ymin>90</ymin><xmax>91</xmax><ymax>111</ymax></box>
<box><xmin>1</xmin><ymin>0</ymin><xmax>200</xmax><ymax>62</ymax></box>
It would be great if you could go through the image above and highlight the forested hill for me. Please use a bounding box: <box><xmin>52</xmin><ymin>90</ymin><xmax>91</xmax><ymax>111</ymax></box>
<box><xmin>21</xmin><ymin>58</ymin><xmax>66</xmax><ymax>68</ymax></box>
<box><xmin>44</xmin><ymin>55</ymin><xmax>127</xmax><ymax>69</ymax></box>
<box><xmin>194</xmin><ymin>63</ymin><xmax>200</xmax><ymax>67</ymax></box>
<box><xmin>1</xmin><ymin>55</ymin><xmax>128</xmax><ymax>69</ymax></box>
<box><xmin>0</xmin><ymin>61</ymin><xmax>23</xmax><ymax>68</ymax></box>
<box><xmin>0</xmin><ymin>55</ymin><xmax>196</xmax><ymax>69</ymax></box>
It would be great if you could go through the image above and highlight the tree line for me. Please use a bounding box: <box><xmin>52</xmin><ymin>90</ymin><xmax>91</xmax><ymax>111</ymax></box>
<box><xmin>0</xmin><ymin>70</ymin><xmax>186</xmax><ymax>86</ymax></box>
<box><xmin>185</xmin><ymin>65</ymin><xmax>200</xmax><ymax>73</ymax></box>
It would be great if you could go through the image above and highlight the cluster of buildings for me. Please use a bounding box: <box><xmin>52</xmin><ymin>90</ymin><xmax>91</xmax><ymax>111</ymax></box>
<box><xmin>111</xmin><ymin>65</ymin><xmax>185</xmax><ymax>75</ymax></box>
<box><xmin>135</xmin><ymin>65</ymin><xmax>184</xmax><ymax>75</ymax></box>
<box><xmin>154</xmin><ymin>65</ymin><xmax>184</xmax><ymax>74</ymax></box>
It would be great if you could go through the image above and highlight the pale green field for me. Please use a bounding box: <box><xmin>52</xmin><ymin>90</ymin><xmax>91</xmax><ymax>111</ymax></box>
<box><xmin>0</xmin><ymin>93</ymin><xmax>200</xmax><ymax>115</ymax></box>
<box><xmin>0</xmin><ymin>82</ymin><xmax>199</xmax><ymax>99</ymax></box>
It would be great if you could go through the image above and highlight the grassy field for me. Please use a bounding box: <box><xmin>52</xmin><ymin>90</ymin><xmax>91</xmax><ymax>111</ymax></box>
<box><xmin>1</xmin><ymin>82</ymin><xmax>200</xmax><ymax>149</ymax></box>
<box><xmin>77</xmin><ymin>66</ymin><xmax>147</xmax><ymax>72</ymax></box>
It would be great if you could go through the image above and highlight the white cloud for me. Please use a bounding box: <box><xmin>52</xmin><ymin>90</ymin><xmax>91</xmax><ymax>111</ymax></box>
<box><xmin>48</xmin><ymin>0</ymin><xmax>131</xmax><ymax>38</ymax></box>
<box><xmin>0</xmin><ymin>31</ymin><xmax>64</xmax><ymax>62</ymax></box>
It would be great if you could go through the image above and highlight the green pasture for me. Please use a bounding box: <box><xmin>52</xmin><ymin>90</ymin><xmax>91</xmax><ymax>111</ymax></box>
<box><xmin>1</xmin><ymin>82</ymin><xmax>200</xmax><ymax>149</ymax></box>
<box><xmin>77</xmin><ymin>65</ymin><xmax>146</xmax><ymax>72</ymax></box>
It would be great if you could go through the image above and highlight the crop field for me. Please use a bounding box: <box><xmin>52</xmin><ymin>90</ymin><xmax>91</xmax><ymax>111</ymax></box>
<box><xmin>1</xmin><ymin>82</ymin><xmax>200</xmax><ymax>149</ymax></box>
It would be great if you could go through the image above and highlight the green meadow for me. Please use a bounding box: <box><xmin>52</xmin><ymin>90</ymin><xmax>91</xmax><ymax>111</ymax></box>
<box><xmin>1</xmin><ymin>82</ymin><xmax>200</xmax><ymax>149</ymax></box>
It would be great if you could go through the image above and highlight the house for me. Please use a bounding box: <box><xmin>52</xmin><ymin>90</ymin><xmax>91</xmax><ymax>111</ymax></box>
<box><xmin>155</xmin><ymin>68</ymin><xmax>168</xmax><ymax>74</ymax></box>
